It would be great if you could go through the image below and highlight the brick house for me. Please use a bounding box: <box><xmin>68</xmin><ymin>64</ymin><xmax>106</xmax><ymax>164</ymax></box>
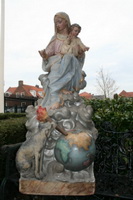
<box><xmin>79</xmin><ymin>92</ymin><xmax>105</xmax><ymax>99</ymax></box>
<box><xmin>79</xmin><ymin>92</ymin><xmax>93</xmax><ymax>99</ymax></box>
<box><xmin>4</xmin><ymin>80</ymin><xmax>44</xmax><ymax>112</ymax></box>
<box><xmin>119</xmin><ymin>90</ymin><xmax>133</xmax><ymax>98</ymax></box>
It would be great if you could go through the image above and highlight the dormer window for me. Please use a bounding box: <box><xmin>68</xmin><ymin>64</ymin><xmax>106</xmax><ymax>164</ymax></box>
<box><xmin>21</xmin><ymin>92</ymin><xmax>25</xmax><ymax>97</ymax></box>
<box><xmin>30</xmin><ymin>90</ymin><xmax>36</xmax><ymax>97</ymax></box>
<box><xmin>5</xmin><ymin>92</ymin><xmax>10</xmax><ymax>97</ymax></box>
<box><xmin>16</xmin><ymin>92</ymin><xmax>20</xmax><ymax>98</ymax></box>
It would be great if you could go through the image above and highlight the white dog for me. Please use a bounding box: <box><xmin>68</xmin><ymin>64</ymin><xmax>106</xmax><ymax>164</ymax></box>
<box><xmin>16</xmin><ymin>121</ymin><xmax>56</xmax><ymax>179</ymax></box>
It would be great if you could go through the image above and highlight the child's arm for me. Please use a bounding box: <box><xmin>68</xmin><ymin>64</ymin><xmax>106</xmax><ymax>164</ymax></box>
<box><xmin>77</xmin><ymin>37</ymin><xmax>90</xmax><ymax>52</ymax></box>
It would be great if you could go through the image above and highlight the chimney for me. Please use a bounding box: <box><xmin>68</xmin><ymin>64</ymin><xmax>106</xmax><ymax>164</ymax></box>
<box><xmin>19</xmin><ymin>80</ymin><xmax>23</xmax><ymax>86</ymax></box>
<box><xmin>35</xmin><ymin>85</ymin><xmax>39</xmax><ymax>88</ymax></box>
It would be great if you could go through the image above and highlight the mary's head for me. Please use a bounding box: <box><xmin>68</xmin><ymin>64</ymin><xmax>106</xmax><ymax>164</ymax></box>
<box><xmin>54</xmin><ymin>12</ymin><xmax>71</xmax><ymax>34</ymax></box>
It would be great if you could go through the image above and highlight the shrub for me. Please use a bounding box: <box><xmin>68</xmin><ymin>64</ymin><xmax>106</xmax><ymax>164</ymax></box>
<box><xmin>84</xmin><ymin>97</ymin><xmax>133</xmax><ymax>176</ymax></box>
<box><xmin>0</xmin><ymin>114</ymin><xmax>27</xmax><ymax>181</ymax></box>
<box><xmin>84</xmin><ymin>97</ymin><xmax>133</xmax><ymax>133</ymax></box>
<box><xmin>0</xmin><ymin>116</ymin><xmax>27</xmax><ymax>146</ymax></box>
<box><xmin>0</xmin><ymin>113</ymin><xmax>26</xmax><ymax>120</ymax></box>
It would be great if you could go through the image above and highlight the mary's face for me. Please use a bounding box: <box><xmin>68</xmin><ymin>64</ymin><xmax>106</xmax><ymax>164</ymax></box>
<box><xmin>55</xmin><ymin>16</ymin><xmax>67</xmax><ymax>32</ymax></box>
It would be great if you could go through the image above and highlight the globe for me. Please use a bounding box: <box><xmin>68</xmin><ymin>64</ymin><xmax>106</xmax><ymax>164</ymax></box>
<box><xmin>54</xmin><ymin>131</ymin><xmax>96</xmax><ymax>171</ymax></box>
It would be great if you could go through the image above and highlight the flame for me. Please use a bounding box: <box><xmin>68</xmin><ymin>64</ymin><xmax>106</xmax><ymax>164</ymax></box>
<box><xmin>36</xmin><ymin>106</ymin><xmax>48</xmax><ymax>122</ymax></box>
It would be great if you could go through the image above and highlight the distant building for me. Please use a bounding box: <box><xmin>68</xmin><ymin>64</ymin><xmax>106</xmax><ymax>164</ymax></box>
<box><xmin>79</xmin><ymin>92</ymin><xmax>93</xmax><ymax>99</ymax></box>
<box><xmin>4</xmin><ymin>80</ymin><xmax>44</xmax><ymax>113</ymax></box>
<box><xmin>92</xmin><ymin>95</ymin><xmax>105</xmax><ymax>99</ymax></box>
<box><xmin>79</xmin><ymin>92</ymin><xmax>105</xmax><ymax>100</ymax></box>
<box><xmin>119</xmin><ymin>90</ymin><xmax>133</xmax><ymax>98</ymax></box>
<box><xmin>5</xmin><ymin>80</ymin><xmax>43</xmax><ymax>98</ymax></box>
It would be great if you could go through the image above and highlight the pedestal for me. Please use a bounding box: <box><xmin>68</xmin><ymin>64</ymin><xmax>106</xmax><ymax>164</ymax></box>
<box><xmin>19</xmin><ymin>179</ymin><xmax>95</xmax><ymax>196</ymax></box>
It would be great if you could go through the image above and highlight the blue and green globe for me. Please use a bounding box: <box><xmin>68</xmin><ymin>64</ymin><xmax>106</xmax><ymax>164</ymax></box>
<box><xmin>54</xmin><ymin>131</ymin><xmax>96</xmax><ymax>171</ymax></box>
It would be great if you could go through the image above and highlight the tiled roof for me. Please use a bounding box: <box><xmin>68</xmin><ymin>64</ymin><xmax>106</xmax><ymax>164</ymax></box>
<box><xmin>6</xmin><ymin>87</ymin><xmax>17</xmax><ymax>93</ymax></box>
<box><xmin>79</xmin><ymin>92</ymin><xmax>93</xmax><ymax>99</ymax></box>
<box><xmin>22</xmin><ymin>85</ymin><xmax>43</xmax><ymax>97</ymax></box>
<box><xmin>5</xmin><ymin>83</ymin><xmax>44</xmax><ymax>98</ymax></box>
<box><xmin>119</xmin><ymin>90</ymin><xmax>133</xmax><ymax>97</ymax></box>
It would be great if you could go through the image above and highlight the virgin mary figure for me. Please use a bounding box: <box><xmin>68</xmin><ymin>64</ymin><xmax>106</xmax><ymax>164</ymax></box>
<box><xmin>39</xmin><ymin>12</ymin><xmax>86</xmax><ymax>110</ymax></box>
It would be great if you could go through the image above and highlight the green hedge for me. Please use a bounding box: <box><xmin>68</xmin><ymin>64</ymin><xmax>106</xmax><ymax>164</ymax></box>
<box><xmin>0</xmin><ymin>113</ymin><xmax>26</xmax><ymax>120</ymax></box>
<box><xmin>0</xmin><ymin>115</ymin><xmax>27</xmax><ymax>146</ymax></box>
<box><xmin>0</xmin><ymin>114</ymin><xmax>27</xmax><ymax>180</ymax></box>
<box><xmin>84</xmin><ymin>97</ymin><xmax>133</xmax><ymax>133</ymax></box>
<box><xmin>84</xmin><ymin>97</ymin><xmax>133</xmax><ymax>177</ymax></box>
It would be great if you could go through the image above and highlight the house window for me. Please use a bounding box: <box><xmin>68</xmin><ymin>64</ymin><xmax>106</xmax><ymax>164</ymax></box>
<box><xmin>16</xmin><ymin>92</ymin><xmax>20</xmax><ymax>98</ymax></box>
<box><xmin>21</xmin><ymin>102</ymin><xmax>26</xmax><ymax>107</ymax></box>
<box><xmin>5</xmin><ymin>92</ymin><xmax>10</xmax><ymax>97</ymax></box>
<box><xmin>30</xmin><ymin>90</ymin><xmax>36</xmax><ymax>97</ymax></box>
<box><xmin>21</xmin><ymin>92</ymin><xmax>25</xmax><ymax>97</ymax></box>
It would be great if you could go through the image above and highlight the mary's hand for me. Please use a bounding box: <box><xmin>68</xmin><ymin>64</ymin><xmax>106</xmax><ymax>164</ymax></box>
<box><xmin>38</xmin><ymin>50</ymin><xmax>49</xmax><ymax>60</ymax></box>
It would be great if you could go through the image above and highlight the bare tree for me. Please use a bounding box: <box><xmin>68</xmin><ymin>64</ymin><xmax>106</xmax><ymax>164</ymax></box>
<box><xmin>96</xmin><ymin>67</ymin><xmax>119</xmax><ymax>98</ymax></box>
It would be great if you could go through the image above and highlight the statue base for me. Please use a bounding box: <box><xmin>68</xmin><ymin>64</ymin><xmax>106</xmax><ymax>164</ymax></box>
<box><xmin>19</xmin><ymin>179</ymin><xmax>95</xmax><ymax>195</ymax></box>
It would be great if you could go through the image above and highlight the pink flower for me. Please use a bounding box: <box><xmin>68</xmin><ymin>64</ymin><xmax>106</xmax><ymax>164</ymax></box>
<box><xmin>36</xmin><ymin>106</ymin><xmax>48</xmax><ymax>122</ymax></box>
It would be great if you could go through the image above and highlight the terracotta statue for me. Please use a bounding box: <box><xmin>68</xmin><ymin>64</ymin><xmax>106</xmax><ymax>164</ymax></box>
<box><xmin>16</xmin><ymin>12</ymin><xmax>98</xmax><ymax>196</ymax></box>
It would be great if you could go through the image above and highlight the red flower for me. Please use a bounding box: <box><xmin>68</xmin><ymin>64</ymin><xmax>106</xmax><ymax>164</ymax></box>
<box><xmin>36</xmin><ymin>106</ymin><xmax>48</xmax><ymax>122</ymax></box>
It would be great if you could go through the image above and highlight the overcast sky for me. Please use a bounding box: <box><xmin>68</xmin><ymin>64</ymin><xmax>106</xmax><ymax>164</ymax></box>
<box><xmin>4</xmin><ymin>0</ymin><xmax>133</xmax><ymax>95</ymax></box>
